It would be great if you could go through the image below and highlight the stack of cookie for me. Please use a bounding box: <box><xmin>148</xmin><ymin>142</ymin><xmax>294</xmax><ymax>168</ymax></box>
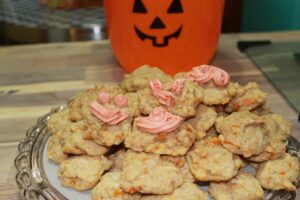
<box><xmin>47</xmin><ymin>65</ymin><xmax>300</xmax><ymax>200</ymax></box>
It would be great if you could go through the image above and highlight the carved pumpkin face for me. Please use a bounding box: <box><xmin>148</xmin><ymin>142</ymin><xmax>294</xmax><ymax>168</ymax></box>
<box><xmin>105</xmin><ymin>0</ymin><xmax>224</xmax><ymax>75</ymax></box>
<box><xmin>133</xmin><ymin>0</ymin><xmax>184</xmax><ymax>47</ymax></box>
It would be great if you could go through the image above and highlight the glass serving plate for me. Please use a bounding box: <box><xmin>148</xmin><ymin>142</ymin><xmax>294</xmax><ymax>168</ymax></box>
<box><xmin>14</xmin><ymin>105</ymin><xmax>300</xmax><ymax>200</ymax></box>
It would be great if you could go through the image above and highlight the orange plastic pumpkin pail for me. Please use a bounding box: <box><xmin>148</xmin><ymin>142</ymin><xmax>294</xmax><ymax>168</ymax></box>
<box><xmin>104</xmin><ymin>0</ymin><xmax>224</xmax><ymax>75</ymax></box>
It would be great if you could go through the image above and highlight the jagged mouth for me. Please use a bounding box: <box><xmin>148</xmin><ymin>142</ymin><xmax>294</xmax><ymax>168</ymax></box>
<box><xmin>134</xmin><ymin>25</ymin><xmax>183</xmax><ymax>47</ymax></box>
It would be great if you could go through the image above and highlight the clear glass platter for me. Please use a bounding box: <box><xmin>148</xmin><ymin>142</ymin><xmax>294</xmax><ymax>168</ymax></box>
<box><xmin>14</xmin><ymin>105</ymin><xmax>300</xmax><ymax>200</ymax></box>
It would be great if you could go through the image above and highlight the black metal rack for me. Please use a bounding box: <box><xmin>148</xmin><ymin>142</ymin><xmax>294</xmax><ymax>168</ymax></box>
<box><xmin>0</xmin><ymin>0</ymin><xmax>107</xmax><ymax>45</ymax></box>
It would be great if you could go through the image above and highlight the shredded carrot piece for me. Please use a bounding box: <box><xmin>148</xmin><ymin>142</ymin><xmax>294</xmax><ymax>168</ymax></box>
<box><xmin>113</xmin><ymin>189</ymin><xmax>124</xmax><ymax>197</ymax></box>
<box><xmin>212</xmin><ymin>138</ymin><xmax>221</xmax><ymax>145</ymax></box>
<box><xmin>143</xmin><ymin>168</ymin><xmax>148</xmax><ymax>174</ymax></box>
<box><xmin>201</xmin><ymin>152</ymin><xmax>208</xmax><ymax>159</ymax></box>
<box><xmin>279</xmin><ymin>171</ymin><xmax>286</xmax><ymax>176</ymax></box>
<box><xmin>242</xmin><ymin>98</ymin><xmax>256</xmax><ymax>106</ymax></box>
<box><xmin>128</xmin><ymin>188</ymin><xmax>137</xmax><ymax>194</ymax></box>
<box><xmin>156</xmin><ymin>132</ymin><xmax>168</xmax><ymax>142</ymax></box>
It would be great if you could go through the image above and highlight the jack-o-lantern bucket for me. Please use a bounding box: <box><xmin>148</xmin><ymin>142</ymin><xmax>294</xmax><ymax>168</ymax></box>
<box><xmin>105</xmin><ymin>0</ymin><xmax>224</xmax><ymax>75</ymax></box>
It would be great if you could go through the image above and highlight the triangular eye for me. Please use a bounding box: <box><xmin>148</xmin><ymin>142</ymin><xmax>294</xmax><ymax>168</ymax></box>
<box><xmin>167</xmin><ymin>0</ymin><xmax>183</xmax><ymax>13</ymax></box>
<box><xmin>133</xmin><ymin>0</ymin><xmax>148</xmax><ymax>13</ymax></box>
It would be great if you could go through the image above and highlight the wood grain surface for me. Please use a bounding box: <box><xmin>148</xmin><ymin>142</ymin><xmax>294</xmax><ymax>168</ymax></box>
<box><xmin>0</xmin><ymin>31</ymin><xmax>300</xmax><ymax>199</ymax></box>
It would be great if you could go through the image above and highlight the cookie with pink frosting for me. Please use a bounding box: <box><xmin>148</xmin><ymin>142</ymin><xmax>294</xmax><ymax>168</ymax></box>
<box><xmin>121</xmin><ymin>65</ymin><xmax>173</xmax><ymax>92</ymax></box>
<box><xmin>175</xmin><ymin>65</ymin><xmax>239</xmax><ymax>106</ymax></box>
<box><xmin>68</xmin><ymin>83</ymin><xmax>139</xmax><ymax>146</ymax></box>
<box><xmin>138</xmin><ymin>78</ymin><xmax>203</xmax><ymax>118</ymax></box>
<box><xmin>124</xmin><ymin>107</ymin><xmax>196</xmax><ymax>156</ymax></box>
<box><xmin>47</xmin><ymin>108</ymin><xmax>109</xmax><ymax>161</ymax></box>
<box><xmin>69</xmin><ymin>83</ymin><xmax>124</xmax><ymax>121</ymax></box>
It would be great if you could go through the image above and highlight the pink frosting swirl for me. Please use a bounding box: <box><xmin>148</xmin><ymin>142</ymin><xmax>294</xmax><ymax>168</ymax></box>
<box><xmin>90</xmin><ymin>101</ymin><xmax>128</xmax><ymax>125</ymax></box>
<box><xmin>98</xmin><ymin>92</ymin><xmax>110</xmax><ymax>104</ymax></box>
<box><xmin>149</xmin><ymin>79</ymin><xmax>163</xmax><ymax>91</ymax></box>
<box><xmin>149</xmin><ymin>79</ymin><xmax>176</xmax><ymax>106</ymax></box>
<box><xmin>212</xmin><ymin>67</ymin><xmax>230</xmax><ymax>87</ymax></box>
<box><xmin>188</xmin><ymin>65</ymin><xmax>214</xmax><ymax>84</ymax></box>
<box><xmin>114</xmin><ymin>94</ymin><xmax>128</xmax><ymax>107</ymax></box>
<box><xmin>168</xmin><ymin>78</ymin><xmax>185</xmax><ymax>95</ymax></box>
<box><xmin>188</xmin><ymin>65</ymin><xmax>230</xmax><ymax>87</ymax></box>
<box><xmin>136</xmin><ymin>107</ymin><xmax>183</xmax><ymax>134</ymax></box>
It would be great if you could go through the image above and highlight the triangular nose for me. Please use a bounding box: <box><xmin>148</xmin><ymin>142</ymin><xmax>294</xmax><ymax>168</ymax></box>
<box><xmin>150</xmin><ymin>17</ymin><xmax>166</xmax><ymax>29</ymax></box>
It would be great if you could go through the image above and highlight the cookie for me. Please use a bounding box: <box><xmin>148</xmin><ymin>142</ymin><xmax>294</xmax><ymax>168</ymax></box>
<box><xmin>262</xmin><ymin>114</ymin><xmax>292</xmax><ymax>141</ymax></box>
<box><xmin>69</xmin><ymin>83</ymin><xmax>124</xmax><ymax>122</ymax></box>
<box><xmin>92</xmin><ymin>172</ymin><xmax>141</xmax><ymax>200</ymax></box>
<box><xmin>83</xmin><ymin>116</ymin><xmax>133</xmax><ymax>147</ymax></box>
<box><xmin>141</xmin><ymin>183</ymin><xmax>209</xmax><ymax>200</ymax></box>
<box><xmin>187</xmin><ymin>104</ymin><xmax>217</xmax><ymax>139</ymax></box>
<box><xmin>248</xmin><ymin>137</ymin><xmax>286</xmax><ymax>162</ymax></box>
<box><xmin>256</xmin><ymin>154</ymin><xmax>300</xmax><ymax>191</ymax></box>
<box><xmin>47</xmin><ymin>108</ymin><xmax>71</xmax><ymax>135</ymax></box>
<box><xmin>121</xmin><ymin>65</ymin><xmax>173</xmax><ymax>92</ymax></box>
<box><xmin>70</xmin><ymin>84</ymin><xmax>139</xmax><ymax>146</ymax></box>
<box><xmin>161</xmin><ymin>155</ymin><xmax>195</xmax><ymax>183</ymax></box>
<box><xmin>125</xmin><ymin>118</ymin><xmax>196</xmax><ymax>156</ymax></box>
<box><xmin>202</xmin><ymin>81</ymin><xmax>239</xmax><ymax>106</ymax></box>
<box><xmin>138</xmin><ymin>79</ymin><xmax>203</xmax><ymax>118</ymax></box>
<box><xmin>58</xmin><ymin>156</ymin><xmax>112</xmax><ymax>191</ymax></box>
<box><xmin>160</xmin><ymin>182</ymin><xmax>208</xmax><ymax>200</ymax></box>
<box><xmin>187</xmin><ymin>137</ymin><xmax>243</xmax><ymax>181</ymax></box>
<box><xmin>120</xmin><ymin>150</ymin><xmax>184</xmax><ymax>195</ymax></box>
<box><xmin>61</xmin><ymin>121</ymin><xmax>109</xmax><ymax>156</ymax></box>
<box><xmin>215</xmin><ymin>111</ymin><xmax>267</xmax><ymax>157</ymax></box>
<box><xmin>249</xmin><ymin>114</ymin><xmax>292</xmax><ymax>162</ymax></box>
<box><xmin>209</xmin><ymin>172</ymin><xmax>264</xmax><ymax>200</ymax></box>
<box><xmin>226</xmin><ymin>82</ymin><xmax>267</xmax><ymax>112</ymax></box>
<box><xmin>175</xmin><ymin>66</ymin><xmax>239</xmax><ymax>106</ymax></box>
<box><xmin>47</xmin><ymin>134</ymin><xmax>68</xmax><ymax>163</ymax></box>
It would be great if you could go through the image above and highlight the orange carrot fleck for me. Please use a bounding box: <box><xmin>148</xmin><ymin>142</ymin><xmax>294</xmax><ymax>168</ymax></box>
<box><xmin>279</xmin><ymin>171</ymin><xmax>286</xmax><ymax>176</ymax></box>
<box><xmin>128</xmin><ymin>188</ymin><xmax>136</xmax><ymax>194</ymax></box>
<box><xmin>212</xmin><ymin>138</ymin><xmax>221</xmax><ymax>145</ymax></box>
<box><xmin>242</xmin><ymin>98</ymin><xmax>256</xmax><ymax>106</ymax></box>
<box><xmin>113</xmin><ymin>189</ymin><xmax>124</xmax><ymax>197</ymax></box>
<box><xmin>143</xmin><ymin>168</ymin><xmax>148</xmax><ymax>174</ymax></box>
<box><xmin>156</xmin><ymin>132</ymin><xmax>168</xmax><ymax>142</ymax></box>
<box><xmin>201</xmin><ymin>152</ymin><xmax>208</xmax><ymax>159</ymax></box>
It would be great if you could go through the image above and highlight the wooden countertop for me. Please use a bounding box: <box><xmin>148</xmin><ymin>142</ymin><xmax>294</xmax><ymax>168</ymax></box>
<box><xmin>0</xmin><ymin>31</ymin><xmax>300</xmax><ymax>199</ymax></box>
